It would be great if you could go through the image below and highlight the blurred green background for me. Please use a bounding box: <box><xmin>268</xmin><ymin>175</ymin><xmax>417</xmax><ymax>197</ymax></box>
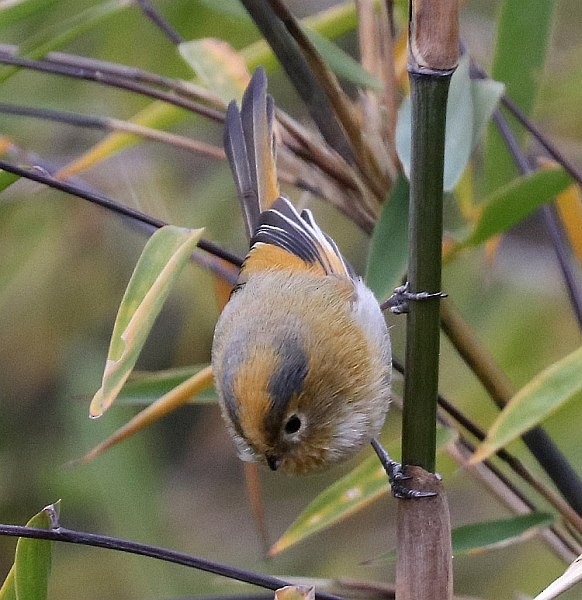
<box><xmin>1</xmin><ymin>1</ymin><xmax>582</xmax><ymax>598</ymax></box>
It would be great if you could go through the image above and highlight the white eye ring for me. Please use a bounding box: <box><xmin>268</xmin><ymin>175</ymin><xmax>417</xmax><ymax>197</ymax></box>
<box><xmin>284</xmin><ymin>414</ymin><xmax>302</xmax><ymax>435</ymax></box>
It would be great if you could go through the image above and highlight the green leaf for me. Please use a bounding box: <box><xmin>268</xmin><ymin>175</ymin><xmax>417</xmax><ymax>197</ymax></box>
<box><xmin>472</xmin><ymin>345</ymin><xmax>582</xmax><ymax>463</ymax></box>
<box><xmin>303</xmin><ymin>27</ymin><xmax>383</xmax><ymax>91</ymax></box>
<box><xmin>0</xmin><ymin>566</ymin><xmax>16</xmax><ymax>600</ymax></box>
<box><xmin>482</xmin><ymin>1</ymin><xmax>555</xmax><ymax>194</ymax></box>
<box><xmin>365</xmin><ymin>174</ymin><xmax>409</xmax><ymax>300</ymax></box>
<box><xmin>90</xmin><ymin>226</ymin><xmax>204</xmax><ymax>417</ymax></box>
<box><xmin>0</xmin><ymin>0</ymin><xmax>132</xmax><ymax>86</ymax></box>
<box><xmin>179</xmin><ymin>39</ymin><xmax>248</xmax><ymax>103</ymax></box>
<box><xmin>452</xmin><ymin>513</ymin><xmax>554</xmax><ymax>557</ymax></box>
<box><xmin>117</xmin><ymin>366</ymin><xmax>217</xmax><ymax>405</ymax></box>
<box><xmin>269</xmin><ymin>454</ymin><xmax>387</xmax><ymax>556</ymax></box>
<box><xmin>396</xmin><ymin>56</ymin><xmax>504</xmax><ymax>192</ymax></box>
<box><xmin>0</xmin><ymin>171</ymin><xmax>20</xmax><ymax>193</ymax></box>
<box><xmin>0</xmin><ymin>503</ymin><xmax>60</xmax><ymax>600</ymax></box>
<box><xmin>269</xmin><ymin>426</ymin><xmax>456</xmax><ymax>555</ymax></box>
<box><xmin>0</xmin><ymin>0</ymin><xmax>59</xmax><ymax>27</ymax></box>
<box><xmin>461</xmin><ymin>168</ymin><xmax>571</xmax><ymax>248</ymax></box>
<box><xmin>52</xmin><ymin>3</ymin><xmax>361</xmax><ymax>180</ymax></box>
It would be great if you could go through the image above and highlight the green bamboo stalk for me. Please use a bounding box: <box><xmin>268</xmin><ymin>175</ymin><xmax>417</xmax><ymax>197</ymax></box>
<box><xmin>401</xmin><ymin>72</ymin><xmax>451</xmax><ymax>471</ymax></box>
<box><xmin>402</xmin><ymin>0</ymin><xmax>458</xmax><ymax>475</ymax></box>
<box><xmin>395</xmin><ymin>3</ymin><xmax>457</xmax><ymax>599</ymax></box>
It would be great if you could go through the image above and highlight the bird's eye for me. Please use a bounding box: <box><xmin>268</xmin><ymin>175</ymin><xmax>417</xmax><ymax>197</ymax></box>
<box><xmin>284</xmin><ymin>414</ymin><xmax>302</xmax><ymax>435</ymax></box>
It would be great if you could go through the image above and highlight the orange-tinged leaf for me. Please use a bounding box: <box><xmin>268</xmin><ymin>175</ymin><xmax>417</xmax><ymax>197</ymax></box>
<box><xmin>471</xmin><ymin>345</ymin><xmax>582</xmax><ymax>464</ymax></box>
<box><xmin>275</xmin><ymin>586</ymin><xmax>315</xmax><ymax>600</ymax></box>
<box><xmin>81</xmin><ymin>366</ymin><xmax>213</xmax><ymax>462</ymax></box>
<box><xmin>555</xmin><ymin>183</ymin><xmax>582</xmax><ymax>266</ymax></box>
<box><xmin>90</xmin><ymin>226</ymin><xmax>204</xmax><ymax>417</ymax></box>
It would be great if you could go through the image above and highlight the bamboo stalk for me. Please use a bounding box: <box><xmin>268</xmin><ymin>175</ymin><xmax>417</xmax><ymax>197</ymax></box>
<box><xmin>396</xmin><ymin>2</ymin><xmax>458</xmax><ymax>599</ymax></box>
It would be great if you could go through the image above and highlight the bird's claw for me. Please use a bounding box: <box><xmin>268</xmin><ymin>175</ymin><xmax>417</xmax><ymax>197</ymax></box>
<box><xmin>381</xmin><ymin>282</ymin><xmax>447</xmax><ymax>314</ymax></box>
<box><xmin>370</xmin><ymin>438</ymin><xmax>437</xmax><ymax>499</ymax></box>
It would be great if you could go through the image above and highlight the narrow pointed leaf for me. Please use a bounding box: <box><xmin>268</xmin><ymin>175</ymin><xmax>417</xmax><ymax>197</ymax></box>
<box><xmin>367</xmin><ymin>511</ymin><xmax>554</xmax><ymax>565</ymax></box>
<box><xmin>269</xmin><ymin>454</ymin><xmax>387</xmax><ymax>556</ymax></box>
<box><xmin>0</xmin><ymin>566</ymin><xmax>16</xmax><ymax>600</ymax></box>
<box><xmin>365</xmin><ymin>174</ymin><xmax>409</xmax><ymax>300</ymax></box>
<box><xmin>452</xmin><ymin>513</ymin><xmax>553</xmax><ymax>556</ymax></box>
<box><xmin>269</xmin><ymin>426</ymin><xmax>456</xmax><ymax>555</ymax></box>
<box><xmin>80</xmin><ymin>366</ymin><xmax>215</xmax><ymax>463</ymax></box>
<box><xmin>58</xmin><ymin>4</ymin><xmax>361</xmax><ymax>180</ymax></box>
<box><xmin>460</xmin><ymin>168</ymin><xmax>571</xmax><ymax>248</ymax></box>
<box><xmin>179</xmin><ymin>39</ymin><xmax>250</xmax><ymax>103</ymax></box>
<box><xmin>396</xmin><ymin>56</ymin><xmax>504</xmax><ymax>192</ymax></box>
<box><xmin>555</xmin><ymin>183</ymin><xmax>582</xmax><ymax>266</ymax></box>
<box><xmin>471</xmin><ymin>345</ymin><xmax>582</xmax><ymax>463</ymax></box>
<box><xmin>483</xmin><ymin>1</ymin><xmax>555</xmax><ymax>194</ymax></box>
<box><xmin>0</xmin><ymin>171</ymin><xmax>20</xmax><ymax>193</ymax></box>
<box><xmin>8</xmin><ymin>503</ymin><xmax>59</xmax><ymax>600</ymax></box>
<box><xmin>0</xmin><ymin>0</ymin><xmax>58</xmax><ymax>26</ymax></box>
<box><xmin>90</xmin><ymin>226</ymin><xmax>204</xmax><ymax>417</ymax></box>
<box><xmin>116</xmin><ymin>366</ymin><xmax>216</xmax><ymax>405</ymax></box>
<box><xmin>303</xmin><ymin>28</ymin><xmax>383</xmax><ymax>91</ymax></box>
<box><xmin>534</xmin><ymin>554</ymin><xmax>582</xmax><ymax>600</ymax></box>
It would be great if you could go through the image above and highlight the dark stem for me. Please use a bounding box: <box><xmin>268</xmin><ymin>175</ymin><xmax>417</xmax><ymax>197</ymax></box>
<box><xmin>0</xmin><ymin>51</ymin><xmax>224</xmax><ymax>122</ymax></box>
<box><xmin>136</xmin><ymin>0</ymin><xmax>184</xmax><ymax>45</ymax></box>
<box><xmin>0</xmin><ymin>159</ymin><xmax>242</xmax><ymax>268</ymax></box>
<box><xmin>0</xmin><ymin>524</ymin><xmax>343</xmax><ymax>600</ymax></box>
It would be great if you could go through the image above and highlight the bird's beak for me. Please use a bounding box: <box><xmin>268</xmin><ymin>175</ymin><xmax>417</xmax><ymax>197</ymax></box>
<box><xmin>266</xmin><ymin>454</ymin><xmax>282</xmax><ymax>471</ymax></box>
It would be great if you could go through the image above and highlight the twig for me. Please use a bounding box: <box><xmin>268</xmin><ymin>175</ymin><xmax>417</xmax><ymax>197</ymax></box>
<box><xmin>0</xmin><ymin>102</ymin><xmax>225</xmax><ymax>159</ymax></box>
<box><xmin>0</xmin><ymin>523</ymin><xmax>344</xmax><ymax>600</ymax></box>
<box><xmin>136</xmin><ymin>0</ymin><xmax>184</xmax><ymax>45</ymax></box>
<box><xmin>0</xmin><ymin>159</ymin><xmax>242</xmax><ymax>267</ymax></box>
<box><xmin>0</xmin><ymin>51</ymin><xmax>224</xmax><ymax>122</ymax></box>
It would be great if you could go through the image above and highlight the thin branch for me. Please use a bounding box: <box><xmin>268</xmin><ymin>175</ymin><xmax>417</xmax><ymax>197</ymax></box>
<box><xmin>0</xmin><ymin>102</ymin><xmax>225</xmax><ymax>159</ymax></box>
<box><xmin>0</xmin><ymin>51</ymin><xmax>224</xmax><ymax>122</ymax></box>
<box><xmin>41</xmin><ymin>49</ymin><xmax>227</xmax><ymax>108</ymax></box>
<box><xmin>0</xmin><ymin>159</ymin><xmax>242</xmax><ymax>267</ymax></box>
<box><xmin>136</xmin><ymin>0</ymin><xmax>184</xmax><ymax>45</ymax></box>
<box><xmin>0</xmin><ymin>523</ymin><xmax>344</xmax><ymax>600</ymax></box>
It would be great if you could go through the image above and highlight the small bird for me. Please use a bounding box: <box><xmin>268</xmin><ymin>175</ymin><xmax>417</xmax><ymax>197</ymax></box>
<box><xmin>211</xmin><ymin>68</ymin><xmax>392</xmax><ymax>475</ymax></box>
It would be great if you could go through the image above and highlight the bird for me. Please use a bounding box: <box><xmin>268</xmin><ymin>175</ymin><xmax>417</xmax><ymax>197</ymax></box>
<box><xmin>211</xmin><ymin>67</ymin><xmax>393</xmax><ymax>476</ymax></box>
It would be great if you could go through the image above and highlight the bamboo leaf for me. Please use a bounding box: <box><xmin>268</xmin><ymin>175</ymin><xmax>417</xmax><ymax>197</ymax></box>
<box><xmin>179</xmin><ymin>39</ymin><xmax>250</xmax><ymax>103</ymax></box>
<box><xmin>0</xmin><ymin>171</ymin><xmax>19</xmax><ymax>193</ymax></box>
<box><xmin>482</xmin><ymin>1</ymin><xmax>555</xmax><ymax>194</ymax></box>
<box><xmin>471</xmin><ymin>345</ymin><xmax>582</xmax><ymax>464</ymax></box>
<box><xmin>396</xmin><ymin>56</ymin><xmax>504</xmax><ymax>192</ymax></box>
<box><xmin>365</xmin><ymin>174</ymin><xmax>409</xmax><ymax>301</ymax></box>
<box><xmin>116</xmin><ymin>366</ymin><xmax>216</xmax><ymax>405</ymax></box>
<box><xmin>1</xmin><ymin>503</ymin><xmax>59</xmax><ymax>600</ymax></box>
<box><xmin>555</xmin><ymin>183</ymin><xmax>582</xmax><ymax>266</ymax></box>
<box><xmin>90</xmin><ymin>226</ymin><xmax>204</xmax><ymax>417</ymax></box>
<box><xmin>0</xmin><ymin>0</ymin><xmax>58</xmax><ymax>27</ymax></box>
<box><xmin>303</xmin><ymin>27</ymin><xmax>383</xmax><ymax>91</ymax></box>
<box><xmin>275</xmin><ymin>586</ymin><xmax>315</xmax><ymax>600</ymax></box>
<box><xmin>59</xmin><ymin>4</ymin><xmax>361</xmax><ymax>179</ymax></box>
<box><xmin>268</xmin><ymin>454</ymin><xmax>387</xmax><ymax>557</ymax></box>
<box><xmin>269</xmin><ymin>427</ymin><xmax>456</xmax><ymax>556</ymax></box>
<box><xmin>460</xmin><ymin>168</ymin><xmax>571</xmax><ymax>248</ymax></box>
<box><xmin>452</xmin><ymin>513</ymin><xmax>554</xmax><ymax>556</ymax></box>
<box><xmin>534</xmin><ymin>553</ymin><xmax>582</xmax><ymax>600</ymax></box>
<box><xmin>0</xmin><ymin>566</ymin><xmax>16</xmax><ymax>600</ymax></box>
<box><xmin>366</xmin><ymin>512</ymin><xmax>554</xmax><ymax>565</ymax></box>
